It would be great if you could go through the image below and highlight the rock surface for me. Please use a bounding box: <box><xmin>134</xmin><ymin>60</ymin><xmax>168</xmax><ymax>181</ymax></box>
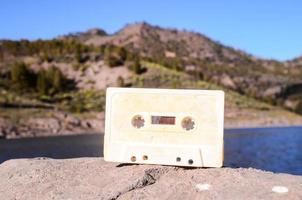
<box><xmin>0</xmin><ymin>158</ymin><xmax>301</xmax><ymax>200</ymax></box>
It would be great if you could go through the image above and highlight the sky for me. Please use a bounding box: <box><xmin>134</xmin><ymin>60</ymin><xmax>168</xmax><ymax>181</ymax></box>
<box><xmin>1</xmin><ymin>0</ymin><xmax>302</xmax><ymax>61</ymax></box>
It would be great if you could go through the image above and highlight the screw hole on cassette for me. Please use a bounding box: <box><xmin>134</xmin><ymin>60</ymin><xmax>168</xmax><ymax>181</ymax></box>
<box><xmin>131</xmin><ymin>115</ymin><xmax>145</xmax><ymax>128</ymax></box>
<box><xmin>188</xmin><ymin>159</ymin><xmax>194</xmax><ymax>165</ymax></box>
<box><xmin>143</xmin><ymin>155</ymin><xmax>148</xmax><ymax>160</ymax></box>
<box><xmin>181</xmin><ymin>117</ymin><xmax>195</xmax><ymax>131</ymax></box>
<box><xmin>176</xmin><ymin>157</ymin><xmax>181</xmax><ymax>162</ymax></box>
<box><xmin>131</xmin><ymin>156</ymin><xmax>136</xmax><ymax>162</ymax></box>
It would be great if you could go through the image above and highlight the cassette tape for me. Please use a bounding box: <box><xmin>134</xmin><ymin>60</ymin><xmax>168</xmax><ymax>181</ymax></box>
<box><xmin>104</xmin><ymin>87</ymin><xmax>224</xmax><ymax>167</ymax></box>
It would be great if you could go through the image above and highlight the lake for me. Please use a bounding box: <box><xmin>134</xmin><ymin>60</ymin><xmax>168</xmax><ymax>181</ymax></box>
<box><xmin>0</xmin><ymin>126</ymin><xmax>301</xmax><ymax>175</ymax></box>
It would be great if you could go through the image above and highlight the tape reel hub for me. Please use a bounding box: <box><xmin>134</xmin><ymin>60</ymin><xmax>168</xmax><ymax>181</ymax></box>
<box><xmin>181</xmin><ymin>116</ymin><xmax>195</xmax><ymax>131</ymax></box>
<box><xmin>131</xmin><ymin>115</ymin><xmax>145</xmax><ymax>129</ymax></box>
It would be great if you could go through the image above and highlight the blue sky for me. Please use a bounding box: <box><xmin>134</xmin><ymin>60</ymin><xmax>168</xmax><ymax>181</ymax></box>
<box><xmin>1</xmin><ymin>0</ymin><xmax>302</xmax><ymax>61</ymax></box>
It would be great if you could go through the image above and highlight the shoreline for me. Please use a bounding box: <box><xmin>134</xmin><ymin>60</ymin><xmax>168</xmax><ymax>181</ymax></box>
<box><xmin>1</xmin><ymin>106</ymin><xmax>302</xmax><ymax>139</ymax></box>
<box><xmin>1</xmin><ymin>122</ymin><xmax>302</xmax><ymax>140</ymax></box>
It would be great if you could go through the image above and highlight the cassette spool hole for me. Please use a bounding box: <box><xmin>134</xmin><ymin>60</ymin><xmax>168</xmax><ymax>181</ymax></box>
<box><xmin>131</xmin><ymin>115</ymin><xmax>145</xmax><ymax>128</ymax></box>
<box><xmin>131</xmin><ymin>156</ymin><xmax>136</xmax><ymax>162</ymax></box>
<box><xmin>181</xmin><ymin>117</ymin><xmax>195</xmax><ymax>131</ymax></box>
<box><xmin>176</xmin><ymin>157</ymin><xmax>181</xmax><ymax>162</ymax></box>
<box><xmin>143</xmin><ymin>155</ymin><xmax>148</xmax><ymax>160</ymax></box>
<box><xmin>188</xmin><ymin>159</ymin><xmax>194</xmax><ymax>165</ymax></box>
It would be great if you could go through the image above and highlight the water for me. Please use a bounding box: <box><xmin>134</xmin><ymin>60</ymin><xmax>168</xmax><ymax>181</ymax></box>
<box><xmin>0</xmin><ymin>127</ymin><xmax>301</xmax><ymax>175</ymax></box>
<box><xmin>224</xmin><ymin>126</ymin><xmax>302</xmax><ymax>175</ymax></box>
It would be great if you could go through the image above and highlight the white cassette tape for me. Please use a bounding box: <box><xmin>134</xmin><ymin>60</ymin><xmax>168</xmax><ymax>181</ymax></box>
<box><xmin>104</xmin><ymin>87</ymin><xmax>224</xmax><ymax>167</ymax></box>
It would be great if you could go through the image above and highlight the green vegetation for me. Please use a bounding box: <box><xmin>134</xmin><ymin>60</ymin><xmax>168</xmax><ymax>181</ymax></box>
<box><xmin>104</xmin><ymin>46</ymin><xmax>127</xmax><ymax>67</ymax></box>
<box><xmin>0</xmin><ymin>39</ymin><xmax>98</xmax><ymax>63</ymax></box>
<box><xmin>127</xmin><ymin>55</ymin><xmax>143</xmax><ymax>74</ymax></box>
<box><xmin>0</xmin><ymin>88</ymin><xmax>105</xmax><ymax>114</ymax></box>
<box><xmin>102</xmin><ymin>45</ymin><xmax>146</xmax><ymax>74</ymax></box>
<box><xmin>60</xmin><ymin>90</ymin><xmax>105</xmax><ymax>113</ymax></box>
<box><xmin>116</xmin><ymin>76</ymin><xmax>125</xmax><ymax>87</ymax></box>
<box><xmin>37</xmin><ymin>67</ymin><xmax>73</xmax><ymax>95</ymax></box>
<box><xmin>72</xmin><ymin>63</ymin><xmax>89</xmax><ymax>72</ymax></box>
<box><xmin>135</xmin><ymin>62</ymin><xmax>272</xmax><ymax>111</ymax></box>
<box><xmin>0</xmin><ymin>32</ymin><xmax>301</xmax><ymax>116</ymax></box>
<box><xmin>9</xmin><ymin>62</ymin><xmax>74</xmax><ymax>96</ymax></box>
<box><xmin>10</xmin><ymin>62</ymin><xmax>36</xmax><ymax>91</ymax></box>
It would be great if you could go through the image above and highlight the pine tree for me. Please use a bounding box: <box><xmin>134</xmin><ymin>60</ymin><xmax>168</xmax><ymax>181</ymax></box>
<box><xmin>10</xmin><ymin>62</ymin><xmax>36</xmax><ymax>90</ymax></box>
<box><xmin>116</xmin><ymin>47</ymin><xmax>127</xmax><ymax>61</ymax></box>
<box><xmin>128</xmin><ymin>56</ymin><xmax>142</xmax><ymax>74</ymax></box>
<box><xmin>37</xmin><ymin>70</ymin><xmax>48</xmax><ymax>95</ymax></box>
<box><xmin>75</xmin><ymin>48</ymin><xmax>82</xmax><ymax>63</ymax></box>
<box><xmin>52</xmin><ymin>68</ymin><xmax>63</xmax><ymax>93</ymax></box>
<box><xmin>104</xmin><ymin>46</ymin><xmax>112</xmax><ymax>66</ymax></box>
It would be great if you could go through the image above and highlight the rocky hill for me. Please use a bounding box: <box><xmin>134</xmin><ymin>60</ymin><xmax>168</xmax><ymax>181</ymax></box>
<box><xmin>0</xmin><ymin>22</ymin><xmax>302</xmax><ymax>138</ymax></box>
<box><xmin>62</xmin><ymin>22</ymin><xmax>302</xmax><ymax>113</ymax></box>
<box><xmin>82</xmin><ymin>23</ymin><xmax>252</xmax><ymax>65</ymax></box>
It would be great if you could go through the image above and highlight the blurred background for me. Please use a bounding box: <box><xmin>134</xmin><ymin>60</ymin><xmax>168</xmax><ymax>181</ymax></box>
<box><xmin>0</xmin><ymin>0</ymin><xmax>301</xmax><ymax>174</ymax></box>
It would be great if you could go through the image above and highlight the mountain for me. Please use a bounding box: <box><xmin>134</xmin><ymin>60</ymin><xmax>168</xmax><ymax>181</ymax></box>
<box><xmin>59</xmin><ymin>22</ymin><xmax>302</xmax><ymax>113</ymax></box>
<box><xmin>63</xmin><ymin>22</ymin><xmax>300</xmax><ymax>79</ymax></box>
<box><xmin>0</xmin><ymin>22</ymin><xmax>301</xmax><ymax>115</ymax></box>
<box><xmin>67</xmin><ymin>23</ymin><xmax>288</xmax><ymax>68</ymax></box>
<box><xmin>68</xmin><ymin>22</ymin><xmax>255</xmax><ymax>66</ymax></box>
<box><xmin>1</xmin><ymin>22</ymin><xmax>302</xmax><ymax>138</ymax></box>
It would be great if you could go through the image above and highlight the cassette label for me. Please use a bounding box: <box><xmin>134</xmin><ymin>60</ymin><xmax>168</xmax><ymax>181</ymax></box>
<box><xmin>104</xmin><ymin>87</ymin><xmax>224</xmax><ymax>167</ymax></box>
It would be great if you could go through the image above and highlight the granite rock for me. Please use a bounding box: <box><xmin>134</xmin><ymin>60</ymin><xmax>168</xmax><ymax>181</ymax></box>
<box><xmin>0</xmin><ymin>158</ymin><xmax>301</xmax><ymax>200</ymax></box>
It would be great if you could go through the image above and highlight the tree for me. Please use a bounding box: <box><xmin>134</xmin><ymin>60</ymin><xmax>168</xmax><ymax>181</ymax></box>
<box><xmin>128</xmin><ymin>56</ymin><xmax>142</xmax><ymax>74</ymax></box>
<box><xmin>36</xmin><ymin>70</ymin><xmax>48</xmax><ymax>95</ymax></box>
<box><xmin>0</xmin><ymin>51</ymin><xmax>3</xmax><ymax>62</ymax></box>
<box><xmin>104</xmin><ymin>45</ymin><xmax>126</xmax><ymax>67</ymax></box>
<box><xmin>104</xmin><ymin>46</ymin><xmax>113</xmax><ymax>66</ymax></box>
<box><xmin>116</xmin><ymin>47</ymin><xmax>127</xmax><ymax>61</ymax></box>
<box><xmin>10</xmin><ymin>62</ymin><xmax>36</xmax><ymax>90</ymax></box>
<box><xmin>37</xmin><ymin>67</ymin><xmax>66</xmax><ymax>95</ymax></box>
<box><xmin>75</xmin><ymin>48</ymin><xmax>82</xmax><ymax>63</ymax></box>
<box><xmin>52</xmin><ymin>68</ymin><xmax>63</xmax><ymax>93</ymax></box>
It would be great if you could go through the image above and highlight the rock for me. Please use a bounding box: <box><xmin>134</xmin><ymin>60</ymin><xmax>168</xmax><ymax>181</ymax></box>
<box><xmin>65</xmin><ymin>115</ymin><xmax>81</xmax><ymax>127</ymax></box>
<box><xmin>284</xmin><ymin>99</ymin><xmax>300</xmax><ymax>111</ymax></box>
<box><xmin>82</xmin><ymin>112</ymin><xmax>105</xmax><ymax>132</ymax></box>
<box><xmin>165</xmin><ymin>51</ymin><xmax>176</xmax><ymax>58</ymax></box>
<box><xmin>53</xmin><ymin>112</ymin><xmax>68</xmax><ymax>120</ymax></box>
<box><xmin>54</xmin><ymin>112</ymin><xmax>81</xmax><ymax>127</ymax></box>
<box><xmin>220</xmin><ymin>74</ymin><xmax>237</xmax><ymax>90</ymax></box>
<box><xmin>262</xmin><ymin>86</ymin><xmax>283</xmax><ymax>98</ymax></box>
<box><xmin>0</xmin><ymin>118</ymin><xmax>13</xmax><ymax>131</ymax></box>
<box><xmin>27</xmin><ymin>118</ymin><xmax>61</xmax><ymax>133</ymax></box>
<box><xmin>185</xmin><ymin>65</ymin><xmax>196</xmax><ymax>72</ymax></box>
<box><xmin>0</xmin><ymin>158</ymin><xmax>301</xmax><ymax>200</ymax></box>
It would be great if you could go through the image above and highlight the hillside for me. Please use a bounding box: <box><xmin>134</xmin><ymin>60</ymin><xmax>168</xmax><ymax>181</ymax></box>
<box><xmin>285</xmin><ymin>56</ymin><xmax>302</xmax><ymax>68</ymax></box>
<box><xmin>0</xmin><ymin>22</ymin><xmax>302</xmax><ymax>138</ymax></box>
<box><xmin>63</xmin><ymin>22</ymin><xmax>302</xmax><ymax>114</ymax></box>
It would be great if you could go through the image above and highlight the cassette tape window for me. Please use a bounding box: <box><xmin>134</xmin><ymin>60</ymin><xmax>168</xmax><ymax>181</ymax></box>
<box><xmin>151</xmin><ymin>116</ymin><xmax>176</xmax><ymax>125</ymax></box>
